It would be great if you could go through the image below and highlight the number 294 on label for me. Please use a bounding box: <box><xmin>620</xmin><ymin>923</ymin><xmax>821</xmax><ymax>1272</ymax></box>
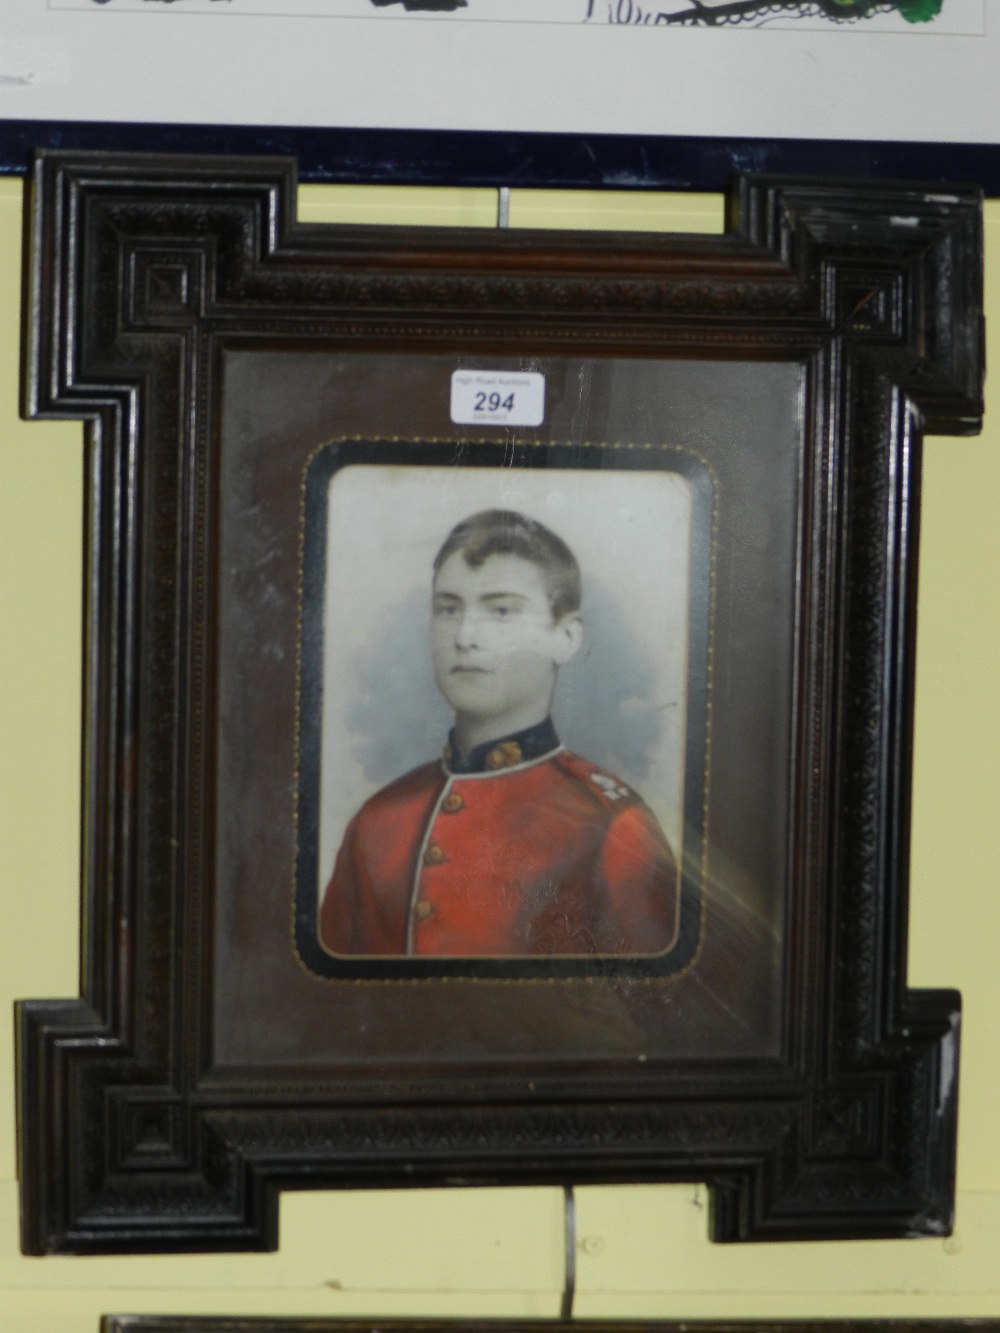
<box><xmin>450</xmin><ymin>370</ymin><xmax>546</xmax><ymax>427</ymax></box>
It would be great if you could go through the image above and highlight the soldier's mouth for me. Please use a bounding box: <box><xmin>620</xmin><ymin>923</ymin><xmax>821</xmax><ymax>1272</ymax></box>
<box><xmin>451</xmin><ymin>665</ymin><xmax>489</xmax><ymax>674</ymax></box>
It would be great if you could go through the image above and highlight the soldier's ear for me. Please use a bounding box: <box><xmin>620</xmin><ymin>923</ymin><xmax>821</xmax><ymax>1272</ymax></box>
<box><xmin>551</xmin><ymin>612</ymin><xmax>584</xmax><ymax>665</ymax></box>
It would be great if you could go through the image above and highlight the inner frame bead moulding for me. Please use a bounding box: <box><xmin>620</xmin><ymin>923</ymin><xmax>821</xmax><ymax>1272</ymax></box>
<box><xmin>16</xmin><ymin>152</ymin><xmax>983</xmax><ymax>1253</ymax></box>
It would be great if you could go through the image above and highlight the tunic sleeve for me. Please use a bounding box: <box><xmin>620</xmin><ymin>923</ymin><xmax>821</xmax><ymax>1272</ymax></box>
<box><xmin>594</xmin><ymin>802</ymin><xmax>680</xmax><ymax>955</ymax></box>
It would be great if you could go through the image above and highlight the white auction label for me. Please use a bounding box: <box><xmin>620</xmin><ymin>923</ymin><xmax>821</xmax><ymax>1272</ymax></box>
<box><xmin>450</xmin><ymin>371</ymin><xmax>545</xmax><ymax>428</ymax></box>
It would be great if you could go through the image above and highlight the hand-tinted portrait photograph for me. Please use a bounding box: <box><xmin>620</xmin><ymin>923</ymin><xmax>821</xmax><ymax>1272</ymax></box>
<box><xmin>294</xmin><ymin>447</ymin><xmax>713</xmax><ymax>980</ymax></box>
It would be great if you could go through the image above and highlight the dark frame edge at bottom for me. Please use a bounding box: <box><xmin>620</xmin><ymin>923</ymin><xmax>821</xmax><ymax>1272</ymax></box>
<box><xmin>100</xmin><ymin>1321</ymin><xmax>1000</xmax><ymax>1333</ymax></box>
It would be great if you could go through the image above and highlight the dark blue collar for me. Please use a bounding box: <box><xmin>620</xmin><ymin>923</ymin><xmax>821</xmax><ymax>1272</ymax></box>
<box><xmin>444</xmin><ymin>716</ymin><xmax>560</xmax><ymax>775</ymax></box>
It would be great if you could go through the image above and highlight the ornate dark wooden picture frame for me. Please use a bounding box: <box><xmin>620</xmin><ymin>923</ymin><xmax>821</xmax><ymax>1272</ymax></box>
<box><xmin>17</xmin><ymin>152</ymin><xmax>983</xmax><ymax>1254</ymax></box>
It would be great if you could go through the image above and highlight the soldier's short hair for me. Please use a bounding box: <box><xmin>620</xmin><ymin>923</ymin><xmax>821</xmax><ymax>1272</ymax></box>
<box><xmin>433</xmin><ymin>509</ymin><xmax>582</xmax><ymax>621</ymax></box>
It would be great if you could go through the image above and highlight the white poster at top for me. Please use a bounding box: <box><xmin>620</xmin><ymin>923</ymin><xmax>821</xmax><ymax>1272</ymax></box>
<box><xmin>0</xmin><ymin>0</ymin><xmax>994</xmax><ymax>143</ymax></box>
<box><xmin>44</xmin><ymin>0</ymin><xmax>986</xmax><ymax>32</ymax></box>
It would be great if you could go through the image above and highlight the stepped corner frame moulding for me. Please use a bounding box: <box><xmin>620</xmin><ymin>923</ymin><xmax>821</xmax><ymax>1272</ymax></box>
<box><xmin>16</xmin><ymin>151</ymin><xmax>983</xmax><ymax>1255</ymax></box>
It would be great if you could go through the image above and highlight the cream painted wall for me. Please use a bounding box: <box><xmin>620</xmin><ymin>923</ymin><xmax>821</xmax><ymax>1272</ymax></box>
<box><xmin>1</xmin><ymin>179</ymin><xmax>999</xmax><ymax>1332</ymax></box>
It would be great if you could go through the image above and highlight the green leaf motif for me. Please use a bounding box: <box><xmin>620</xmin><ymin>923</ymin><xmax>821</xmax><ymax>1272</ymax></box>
<box><xmin>828</xmin><ymin>0</ymin><xmax>943</xmax><ymax>16</ymax></box>
<box><xmin>897</xmin><ymin>0</ymin><xmax>944</xmax><ymax>20</ymax></box>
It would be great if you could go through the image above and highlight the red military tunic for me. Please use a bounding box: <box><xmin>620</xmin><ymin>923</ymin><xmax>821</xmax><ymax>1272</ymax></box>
<box><xmin>320</xmin><ymin>725</ymin><xmax>679</xmax><ymax>958</ymax></box>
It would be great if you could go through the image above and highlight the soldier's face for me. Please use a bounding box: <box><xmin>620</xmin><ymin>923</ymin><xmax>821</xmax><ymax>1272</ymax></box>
<box><xmin>431</xmin><ymin>552</ymin><xmax>582</xmax><ymax>728</ymax></box>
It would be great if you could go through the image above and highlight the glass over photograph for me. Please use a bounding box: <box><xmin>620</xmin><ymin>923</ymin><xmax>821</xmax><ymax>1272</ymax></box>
<box><xmin>217</xmin><ymin>352</ymin><xmax>791</xmax><ymax>1058</ymax></box>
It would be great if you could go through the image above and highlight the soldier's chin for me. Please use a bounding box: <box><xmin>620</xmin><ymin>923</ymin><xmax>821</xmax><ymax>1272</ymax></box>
<box><xmin>440</xmin><ymin>676</ymin><xmax>497</xmax><ymax>714</ymax></box>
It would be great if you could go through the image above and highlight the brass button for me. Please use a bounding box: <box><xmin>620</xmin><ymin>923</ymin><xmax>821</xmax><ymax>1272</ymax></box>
<box><xmin>413</xmin><ymin>900</ymin><xmax>434</xmax><ymax>920</ymax></box>
<box><xmin>441</xmin><ymin>792</ymin><xmax>464</xmax><ymax>814</ymax></box>
<box><xmin>423</xmin><ymin>843</ymin><xmax>446</xmax><ymax>866</ymax></box>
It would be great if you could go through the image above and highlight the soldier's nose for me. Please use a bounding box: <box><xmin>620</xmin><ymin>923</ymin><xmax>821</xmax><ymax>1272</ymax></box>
<box><xmin>455</xmin><ymin>615</ymin><xmax>478</xmax><ymax>648</ymax></box>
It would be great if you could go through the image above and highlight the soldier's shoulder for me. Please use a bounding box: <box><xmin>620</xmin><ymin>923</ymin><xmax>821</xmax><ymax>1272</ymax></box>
<box><xmin>552</xmin><ymin>750</ymin><xmax>642</xmax><ymax>811</ymax></box>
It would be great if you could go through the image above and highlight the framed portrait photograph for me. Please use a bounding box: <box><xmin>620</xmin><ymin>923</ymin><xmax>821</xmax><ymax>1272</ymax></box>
<box><xmin>294</xmin><ymin>441</ymin><xmax>713</xmax><ymax>979</ymax></box>
<box><xmin>17</xmin><ymin>152</ymin><xmax>982</xmax><ymax>1253</ymax></box>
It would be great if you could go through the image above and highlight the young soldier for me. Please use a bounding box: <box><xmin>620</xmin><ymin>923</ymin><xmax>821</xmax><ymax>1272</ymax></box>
<box><xmin>320</xmin><ymin>509</ymin><xmax>679</xmax><ymax>958</ymax></box>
